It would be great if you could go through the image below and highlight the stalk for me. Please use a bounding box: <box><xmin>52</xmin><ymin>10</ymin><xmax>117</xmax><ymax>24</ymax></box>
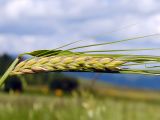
<box><xmin>0</xmin><ymin>57</ymin><xmax>20</xmax><ymax>87</ymax></box>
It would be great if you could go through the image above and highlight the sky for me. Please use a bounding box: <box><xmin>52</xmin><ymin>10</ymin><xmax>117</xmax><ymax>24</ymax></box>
<box><xmin>0</xmin><ymin>0</ymin><xmax>160</xmax><ymax>55</ymax></box>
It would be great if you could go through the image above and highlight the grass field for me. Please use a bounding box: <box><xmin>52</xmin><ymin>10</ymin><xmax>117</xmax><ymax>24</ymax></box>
<box><xmin>0</xmin><ymin>92</ymin><xmax>160</xmax><ymax>120</ymax></box>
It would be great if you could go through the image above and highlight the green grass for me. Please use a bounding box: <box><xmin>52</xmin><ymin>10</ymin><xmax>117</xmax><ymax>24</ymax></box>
<box><xmin>0</xmin><ymin>93</ymin><xmax>160</xmax><ymax>120</ymax></box>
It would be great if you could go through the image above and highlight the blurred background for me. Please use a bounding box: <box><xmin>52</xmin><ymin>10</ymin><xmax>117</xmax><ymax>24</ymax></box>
<box><xmin>0</xmin><ymin>0</ymin><xmax>160</xmax><ymax>120</ymax></box>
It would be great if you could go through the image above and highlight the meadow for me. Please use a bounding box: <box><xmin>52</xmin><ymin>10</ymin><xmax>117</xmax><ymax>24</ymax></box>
<box><xmin>0</xmin><ymin>91</ymin><xmax>160</xmax><ymax>120</ymax></box>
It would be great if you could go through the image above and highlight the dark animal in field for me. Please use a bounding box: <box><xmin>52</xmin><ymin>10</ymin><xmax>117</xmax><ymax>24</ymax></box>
<box><xmin>4</xmin><ymin>76</ymin><xmax>23</xmax><ymax>93</ymax></box>
<box><xmin>49</xmin><ymin>77</ymin><xmax>79</xmax><ymax>95</ymax></box>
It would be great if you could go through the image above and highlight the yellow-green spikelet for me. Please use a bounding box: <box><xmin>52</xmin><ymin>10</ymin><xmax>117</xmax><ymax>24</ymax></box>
<box><xmin>11</xmin><ymin>56</ymin><xmax>126</xmax><ymax>75</ymax></box>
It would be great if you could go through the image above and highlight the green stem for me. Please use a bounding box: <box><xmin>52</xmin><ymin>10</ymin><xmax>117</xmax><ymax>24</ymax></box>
<box><xmin>0</xmin><ymin>57</ymin><xmax>20</xmax><ymax>87</ymax></box>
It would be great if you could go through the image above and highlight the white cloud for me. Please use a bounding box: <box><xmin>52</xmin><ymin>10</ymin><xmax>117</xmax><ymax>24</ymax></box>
<box><xmin>4</xmin><ymin>0</ymin><xmax>32</xmax><ymax>19</ymax></box>
<box><xmin>1</xmin><ymin>0</ymin><xmax>108</xmax><ymax>20</ymax></box>
<box><xmin>0</xmin><ymin>0</ymin><xmax>160</xmax><ymax>55</ymax></box>
<box><xmin>136</xmin><ymin>0</ymin><xmax>158</xmax><ymax>13</ymax></box>
<box><xmin>0</xmin><ymin>33</ymin><xmax>98</xmax><ymax>54</ymax></box>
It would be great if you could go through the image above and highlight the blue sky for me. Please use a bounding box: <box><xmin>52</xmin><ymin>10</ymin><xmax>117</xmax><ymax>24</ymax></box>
<box><xmin>0</xmin><ymin>0</ymin><xmax>160</xmax><ymax>55</ymax></box>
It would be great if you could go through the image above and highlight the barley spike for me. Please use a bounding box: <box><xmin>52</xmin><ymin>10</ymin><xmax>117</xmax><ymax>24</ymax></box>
<box><xmin>11</xmin><ymin>56</ymin><xmax>125</xmax><ymax>75</ymax></box>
